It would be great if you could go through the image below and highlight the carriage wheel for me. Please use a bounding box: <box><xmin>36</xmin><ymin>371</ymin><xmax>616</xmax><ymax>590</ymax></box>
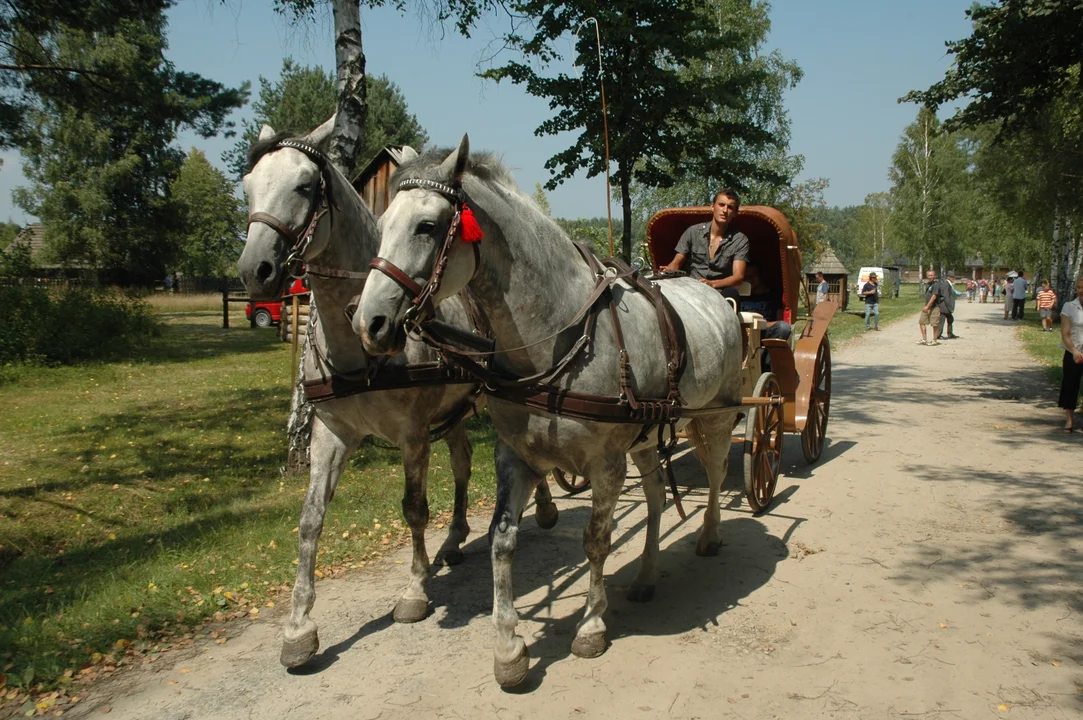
<box><xmin>551</xmin><ymin>468</ymin><xmax>590</xmax><ymax>495</ymax></box>
<box><xmin>744</xmin><ymin>372</ymin><xmax>784</xmax><ymax>514</ymax></box>
<box><xmin>800</xmin><ymin>338</ymin><xmax>832</xmax><ymax>463</ymax></box>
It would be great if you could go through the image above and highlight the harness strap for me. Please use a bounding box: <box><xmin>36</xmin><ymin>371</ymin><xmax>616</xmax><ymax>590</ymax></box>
<box><xmin>306</xmin><ymin>265</ymin><xmax>369</xmax><ymax>280</ymax></box>
<box><xmin>369</xmin><ymin>257</ymin><xmax>424</xmax><ymax>297</ymax></box>
<box><xmin>249</xmin><ymin>212</ymin><xmax>300</xmax><ymax>245</ymax></box>
<box><xmin>302</xmin><ymin>361</ymin><xmax>477</xmax><ymax>403</ymax></box>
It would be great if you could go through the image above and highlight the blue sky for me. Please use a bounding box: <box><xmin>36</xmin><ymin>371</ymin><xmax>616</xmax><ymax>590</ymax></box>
<box><xmin>0</xmin><ymin>0</ymin><xmax>975</xmax><ymax>223</ymax></box>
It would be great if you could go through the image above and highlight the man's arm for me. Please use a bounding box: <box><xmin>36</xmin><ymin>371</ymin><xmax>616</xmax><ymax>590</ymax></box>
<box><xmin>703</xmin><ymin>259</ymin><xmax>747</xmax><ymax>289</ymax></box>
<box><xmin>923</xmin><ymin>285</ymin><xmax>940</xmax><ymax>311</ymax></box>
<box><xmin>662</xmin><ymin>252</ymin><xmax>687</xmax><ymax>273</ymax></box>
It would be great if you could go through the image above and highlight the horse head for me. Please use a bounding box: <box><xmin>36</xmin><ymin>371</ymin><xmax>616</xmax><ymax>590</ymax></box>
<box><xmin>237</xmin><ymin>116</ymin><xmax>340</xmax><ymax>301</ymax></box>
<box><xmin>358</xmin><ymin>134</ymin><xmax>481</xmax><ymax>355</ymax></box>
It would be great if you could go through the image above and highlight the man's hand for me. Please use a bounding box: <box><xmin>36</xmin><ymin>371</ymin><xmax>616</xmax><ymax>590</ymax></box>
<box><xmin>697</xmin><ymin>278</ymin><xmax>715</xmax><ymax>288</ymax></box>
<box><xmin>1074</xmin><ymin>349</ymin><xmax>1083</xmax><ymax>365</ymax></box>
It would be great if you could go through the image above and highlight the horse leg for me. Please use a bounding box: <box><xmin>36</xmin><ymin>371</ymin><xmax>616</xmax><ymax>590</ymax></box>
<box><xmin>533</xmin><ymin>475</ymin><xmax>559</xmax><ymax>529</ymax></box>
<box><xmin>490</xmin><ymin>439</ymin><xmax>542</xmax><ymax>688</ymax></box>
<box><xmin>435</xmin><ymin>422</ymin><xmax>471</xmax><ymax>567</ymax></box>
<box><xmin>626</xmin><ymin>448</ymin><xmax>665</xmax><ymax>602</ymax></box>
<box><xmin>281</xmin><ymin>416</ymin><xmax>359</xmax><ymax>668</ymax></box>
<box><xmin>571</xmin><ymin>456</ymin><xmax>624</xmax><ymax>659</ymax></box>
<box><xmin>689</xmin><ymin>416</ymin><xmax>732</xmax><ymax>556</ymax></box>
<box><xmin>394</xmin><ymin>434</ymin><xmax>433</xmax><ymax>623</ymax></box>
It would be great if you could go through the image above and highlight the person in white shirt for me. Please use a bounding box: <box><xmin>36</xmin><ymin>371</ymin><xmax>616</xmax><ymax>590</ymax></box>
<box><xmin>1059</xmin><ymin>277</ymin><xmax>1083</xmax><ymax>433</ymax></box>
<box><xmin>1011</xmin><ymin>271</ymin><xmax>1028</xmax><ymax>320</ymax></box>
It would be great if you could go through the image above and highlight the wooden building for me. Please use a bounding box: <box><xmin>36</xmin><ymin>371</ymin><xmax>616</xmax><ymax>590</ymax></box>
<box><xmin>804</xmin><ymin>246</ymin><xmax>850</xmax><ymax>310</ymax></box>
<box><xmin>352</xmin><ymin>146</ymin><xmax>407</xmax><ymax>218</ymax></box>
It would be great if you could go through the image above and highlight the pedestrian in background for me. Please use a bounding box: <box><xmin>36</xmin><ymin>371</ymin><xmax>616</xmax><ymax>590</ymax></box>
<box><xmin>1036</xmin><ymin>280</ymin><xmax>1057</xmax><ymax>332</ymax></box>
<box><xmin>1011</xmin><ymin>270</ymin><xmax>1028</xmax><ymax>320</ymax></box>
<box><xmin>939</xmin><ymin>271</ymin><xmax>961</xmax><ymax>339</ymax></box>
<box><xmin>918</xmin><ymin>269</ymin><xmax>942</xmax><ymax>346</ymax></box>
<box><xmin>1057</xmin><ymin>277</ymin><xmax>1083</xmax><ymax>433</ymax></box>
<box><xmin>860</xmin><ymin>271</ymin><xmax>880</xmax><ymax>331</ymax></box>
<box><xmin>815</xmin><ymin>271</ymin><xmax>829</xmax><ymax>305</ymax></box>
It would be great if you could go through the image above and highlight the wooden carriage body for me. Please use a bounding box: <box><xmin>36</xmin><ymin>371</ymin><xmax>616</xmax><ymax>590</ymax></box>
<box><xmin>644</xmin><ymin>206</ymin><xmax>836</xmax><ymax>507</ymax></box>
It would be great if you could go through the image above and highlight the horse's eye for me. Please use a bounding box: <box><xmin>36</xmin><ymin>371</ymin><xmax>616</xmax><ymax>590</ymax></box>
<box><xmin>295</xmin><ymin>183</ymin><xmax>312</xmax><ymax>195</ymax></box>
<box><xmin>417</xmin><ymin>221</ymin><xmax>436</xmax><ymax>235</ymax></box>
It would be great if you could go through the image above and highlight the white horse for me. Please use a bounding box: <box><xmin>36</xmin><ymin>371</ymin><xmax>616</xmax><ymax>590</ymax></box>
<box><xmin>236</xmin><ymin>120</ymin><xmax>559</xmax><ymax>669</ymax></box>
<box><xmin>356</xmin><ymin>136</ymin><xmax>744</xmax><ymax>687</ymax></box>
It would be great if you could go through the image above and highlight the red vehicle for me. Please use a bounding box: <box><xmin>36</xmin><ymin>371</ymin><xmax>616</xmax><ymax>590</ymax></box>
<box><xmin>246</xmin><ymin>279</ymin><xmax>307</xmax><ymax>328</ymax></box>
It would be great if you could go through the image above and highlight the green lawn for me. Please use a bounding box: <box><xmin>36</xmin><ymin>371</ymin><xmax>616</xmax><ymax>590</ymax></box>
<box><xmin>0</xmin><ymin>310</ymin><xmax>498</xmax><ymax>698</ymax></box>
<box><xmin>822</xmin><ymin>291</ymin><xmax>927</xmax><ymax>345</ymax></box>
<box><xmin>1018</xmin><ymin>306</ymin><xmax>1071</xmax><ymax>386</ymax></box>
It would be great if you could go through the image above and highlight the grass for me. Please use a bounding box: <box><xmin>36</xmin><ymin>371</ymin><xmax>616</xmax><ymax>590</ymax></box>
<box><xmin>143</xmin><ymin>292</ymin><xmax>227</xmax><ymax>314</ymax></box>
<box><xmin>1018</xmin><ymin>306</ymin><xmax>1072</xmax><ymax>387</ymax></box>
<box><xmin>821</xmin><ymin>289</ymin><xmax>927</xmax><ymax>345</ymax></box>
<box><xmin>0</xmin><ymin>309</ymin><xmax>498</xmax><ymax>698</ymax></box>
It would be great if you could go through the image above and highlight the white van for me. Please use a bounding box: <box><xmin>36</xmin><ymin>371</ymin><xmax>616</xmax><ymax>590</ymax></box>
<box><xmin>857</xmin><ymin>267</ymin><xmax>886</xmax><ymax>289</ymax></box>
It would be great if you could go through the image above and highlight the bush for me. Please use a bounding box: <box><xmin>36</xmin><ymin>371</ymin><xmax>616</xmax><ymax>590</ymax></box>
<box><xmin>0</xmin><ymin>285</ymin><xmax>160</xmax><ymax>365</ymax></box>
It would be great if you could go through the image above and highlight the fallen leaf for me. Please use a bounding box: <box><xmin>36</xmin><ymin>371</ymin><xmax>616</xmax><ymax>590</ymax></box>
<box><xmin>179</xmin><ymin>668</ymin><xmax>190</xmax><ymax>674</ymax></box>
<box><xmin>998</xmin><ymin>703</ymin><xmax>1012</xmax><ymax>711</ymax></box>
<box><xmin>1052</xmin><ymin>660</ymin><xmax>1062</xmax><ymax>667</ymax></box>
<box><xmin>939</xmin><ymin>623</ymin><xmax>948</xmax><ymax>629</ymax></box>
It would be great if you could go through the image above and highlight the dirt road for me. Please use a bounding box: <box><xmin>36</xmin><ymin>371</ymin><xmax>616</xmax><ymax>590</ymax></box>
<box><xmin>73</xmin><ymin>299</ymin><xmax>1083</xmax><ymax>719</ymax></box>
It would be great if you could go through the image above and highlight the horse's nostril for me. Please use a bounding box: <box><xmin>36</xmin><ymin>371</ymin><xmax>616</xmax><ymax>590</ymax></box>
<box><xmin>256</xmin><ymin>261</ymin><xmax>274</xmax><ymax>283</ymax></box>
<box><xmin>368</xmin><ymin>316</ymin><xmax>387</xmax><ymax>339</ymax></box>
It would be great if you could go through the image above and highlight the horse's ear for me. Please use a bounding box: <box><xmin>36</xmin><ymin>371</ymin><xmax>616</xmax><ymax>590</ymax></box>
<box><xmin>258</xmin><ymin>124</ymin><xmax>276</xmax><ymax>141</ymax></box>
<box><xmin>399</xmin><ymin>146</ymin><xmax>419</xmax><ymax>162</ymax></box>
<box><xmin>437</xmin><ymin>134</ymin><xmax>470</xmax><ymax>184</ymax></box>
<box><xmin>305</xmin><ymin>115</ymin><xmax>337</xmax><ymax>148</ymax></box>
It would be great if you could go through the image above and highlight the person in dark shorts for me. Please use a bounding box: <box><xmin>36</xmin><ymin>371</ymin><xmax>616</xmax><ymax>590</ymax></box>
<box><xmin>662</xmin><ymin>188</ymin><xmax>749</xmax><ymax>303</ymax></box>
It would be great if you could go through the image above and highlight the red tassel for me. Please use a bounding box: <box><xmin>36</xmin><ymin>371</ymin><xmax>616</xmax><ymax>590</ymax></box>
<box><xmin>459</xmin><ymin>204</ymin><xmax>484</xmax><ymax>242</ymax></box>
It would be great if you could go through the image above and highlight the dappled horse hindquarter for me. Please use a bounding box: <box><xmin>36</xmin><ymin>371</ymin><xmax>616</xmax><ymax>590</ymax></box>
<box><xmin>236</xmin><ymin>118</ymin><xmax>559</xmax><ymax>671</ymax></box>
<box><xmin>356</xmin><ymin>135</ymin><xmax>749</xmax><ymax>688</ymax></box>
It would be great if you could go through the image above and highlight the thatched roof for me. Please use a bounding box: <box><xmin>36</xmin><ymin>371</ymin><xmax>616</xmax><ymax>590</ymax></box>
<box><xmin>804</xmin><ymin>246</ymin><xmax>849</xmax><ymax>275</ymax></box>
<box><xmin>8</xmin><ymin>223</ymin><xmax>91</xmax><ymax>270</ymax></box>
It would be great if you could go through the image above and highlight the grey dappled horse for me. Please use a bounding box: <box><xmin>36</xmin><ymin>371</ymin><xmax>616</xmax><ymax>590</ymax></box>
<box><xmin>236</xmin><ymin>119</ymin><xmax>559</xmax><ymax>669</ymax></box>
<box><xmin>356</xmin><ymin>136</ymin><xmax>743</xmax><ymax>687</ymax></box>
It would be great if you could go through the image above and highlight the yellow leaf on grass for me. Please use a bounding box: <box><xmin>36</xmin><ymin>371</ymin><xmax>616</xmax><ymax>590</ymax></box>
<box><xmin>265</xmin><ymin>601</ymin><xmax>275</xmax><ymax>608</ymax></box>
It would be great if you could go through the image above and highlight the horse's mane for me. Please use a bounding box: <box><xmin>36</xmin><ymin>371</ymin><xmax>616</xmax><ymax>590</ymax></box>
<box><xmin>393</xmin><ymin>147</ymin><xmax>528</xmax><ymax>203</ymax></box>
<box><xmin>247</xmin><ymin>131</ymin><xmax>302</xmax><ymax>172</ymax></box>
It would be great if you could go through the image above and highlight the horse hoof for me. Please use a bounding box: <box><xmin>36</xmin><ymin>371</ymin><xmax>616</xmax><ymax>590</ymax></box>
<box><xmin>571</xmin><ymin>631</ymin><xmax>607</xmax><ymax>659</ymax></box>
<box><xmin>627</xmin><ymin>584</ymin><xmax>655</xmax><ymax>603</ymax></box>
<box><xmin>534</xmin><ymin>503</ymin><xmax>559</xmax><ymax>530</ymax></box>
<box><xmin>437</xmin><ymin>548</ymin><xmax>465</xmax><ymax>567</ymax></box>
<box><xmin>393</xmin><ymin>597</ymin><xmax>429</xmax><ymax>624</ymax></box>
<box><xmin>494</xmin><ymin>643</ymin><xmax>530</xmax><ymax>688</ymax></box>
<box><xmin>280</xmin><ymin>631</ymin><xmax>319</xmax><ymax>668</ymax></box>
<box><xmin>695</xmin><ymin>537</ymin><xmax>721</xmax><ymax>557</ymax></box>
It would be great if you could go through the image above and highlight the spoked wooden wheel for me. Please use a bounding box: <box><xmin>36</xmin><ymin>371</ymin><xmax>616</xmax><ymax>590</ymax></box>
<box><xmin>744</xmin><ymin>372</ymin><xmax>784</xmax><ymax>514</ymax></box>
<box><xmin>551</xmin><ymin>468</ymin><xmax>590</xmax><ymax>495</ymax></box>
<box><xmin>800</xmin><ymin>337</ymin><xmax>832</xmax><ymax>463</ymax></box>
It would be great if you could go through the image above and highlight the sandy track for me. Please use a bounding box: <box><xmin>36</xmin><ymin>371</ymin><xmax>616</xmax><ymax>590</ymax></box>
<box><xmin>72</xmin><ymin>299</ymin><xmax>1083</xmax><ymax>719</ymax></box>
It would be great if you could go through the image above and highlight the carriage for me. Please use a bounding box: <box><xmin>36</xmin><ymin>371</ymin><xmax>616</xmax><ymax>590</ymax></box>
<box><xmin>552</xmin><ymin>205</ymin><xmax>837</xmax><ymax>513</ymax></box>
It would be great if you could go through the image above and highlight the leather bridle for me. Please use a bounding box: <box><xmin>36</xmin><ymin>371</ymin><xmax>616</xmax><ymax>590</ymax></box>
<box><xmin>367</xmin><ymin>178</ymin><xmax>480</xmax><ymax>332</ymax></box>
<box><xmin>247</xmin><ymin>139</ymin><xmax>339</xmax><ymax>280</ymax></box>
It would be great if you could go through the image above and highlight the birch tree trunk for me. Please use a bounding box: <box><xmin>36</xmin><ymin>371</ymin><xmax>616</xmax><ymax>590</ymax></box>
<box><xmin>284</xmin><ymin>0</ymin><xmax>367</xmax><ymax>474</ymax></box>
<box><xmin>327</xmin><ymin>0</ymin><xmax>367</xmax><ymax>173</ymax></box>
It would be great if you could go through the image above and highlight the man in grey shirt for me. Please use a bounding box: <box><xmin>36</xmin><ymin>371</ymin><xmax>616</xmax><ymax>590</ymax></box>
<box><xmin>662</xmin><ymin>188</ymin><xmax>750</xmax><ymax>302</ymax></box>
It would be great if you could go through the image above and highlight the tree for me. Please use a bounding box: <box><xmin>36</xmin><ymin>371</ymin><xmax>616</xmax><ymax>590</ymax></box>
<box><xmin>170</xmin><ymin>149</ymin><xmax>245</xmax><ymax>277</ymax></box>
<box><xmin>854</xmin><ymin>192</ymin><xmax>893</xmax><ymax>266</ymax></box>
<box><xmin>225</xmin><ymin>60</ymin><xmax>428</xmax><ymax>180</ymax></box>
<box><xmin>482</xmin><ymin>0</ymin><xmax>797</xmax><ymax>261</ymax></box>
<box><xmin>0</xmin><ymin>221</ymin><xmax>20</xmax><ymax>250</ymax></box>
<box><xmin>903</xmin><ymin>0</ymin><xmax>1083</xmax><ymax>136</ymax></box>
<box><xmin>11</xmin><ymin>5</ymin><xmax>247</xmax><ymax>281</ymax></box>
<box><xmin>888</xmin><ymin>107</ymin><xmax>971</xmax><ymax>271</ymax></box>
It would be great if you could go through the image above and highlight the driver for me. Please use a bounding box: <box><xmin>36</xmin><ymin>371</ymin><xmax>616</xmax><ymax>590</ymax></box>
<box><xmin>661</xmin><ymin>188</ymin><xmax>749</xmax><ymax>302</ymax></box>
